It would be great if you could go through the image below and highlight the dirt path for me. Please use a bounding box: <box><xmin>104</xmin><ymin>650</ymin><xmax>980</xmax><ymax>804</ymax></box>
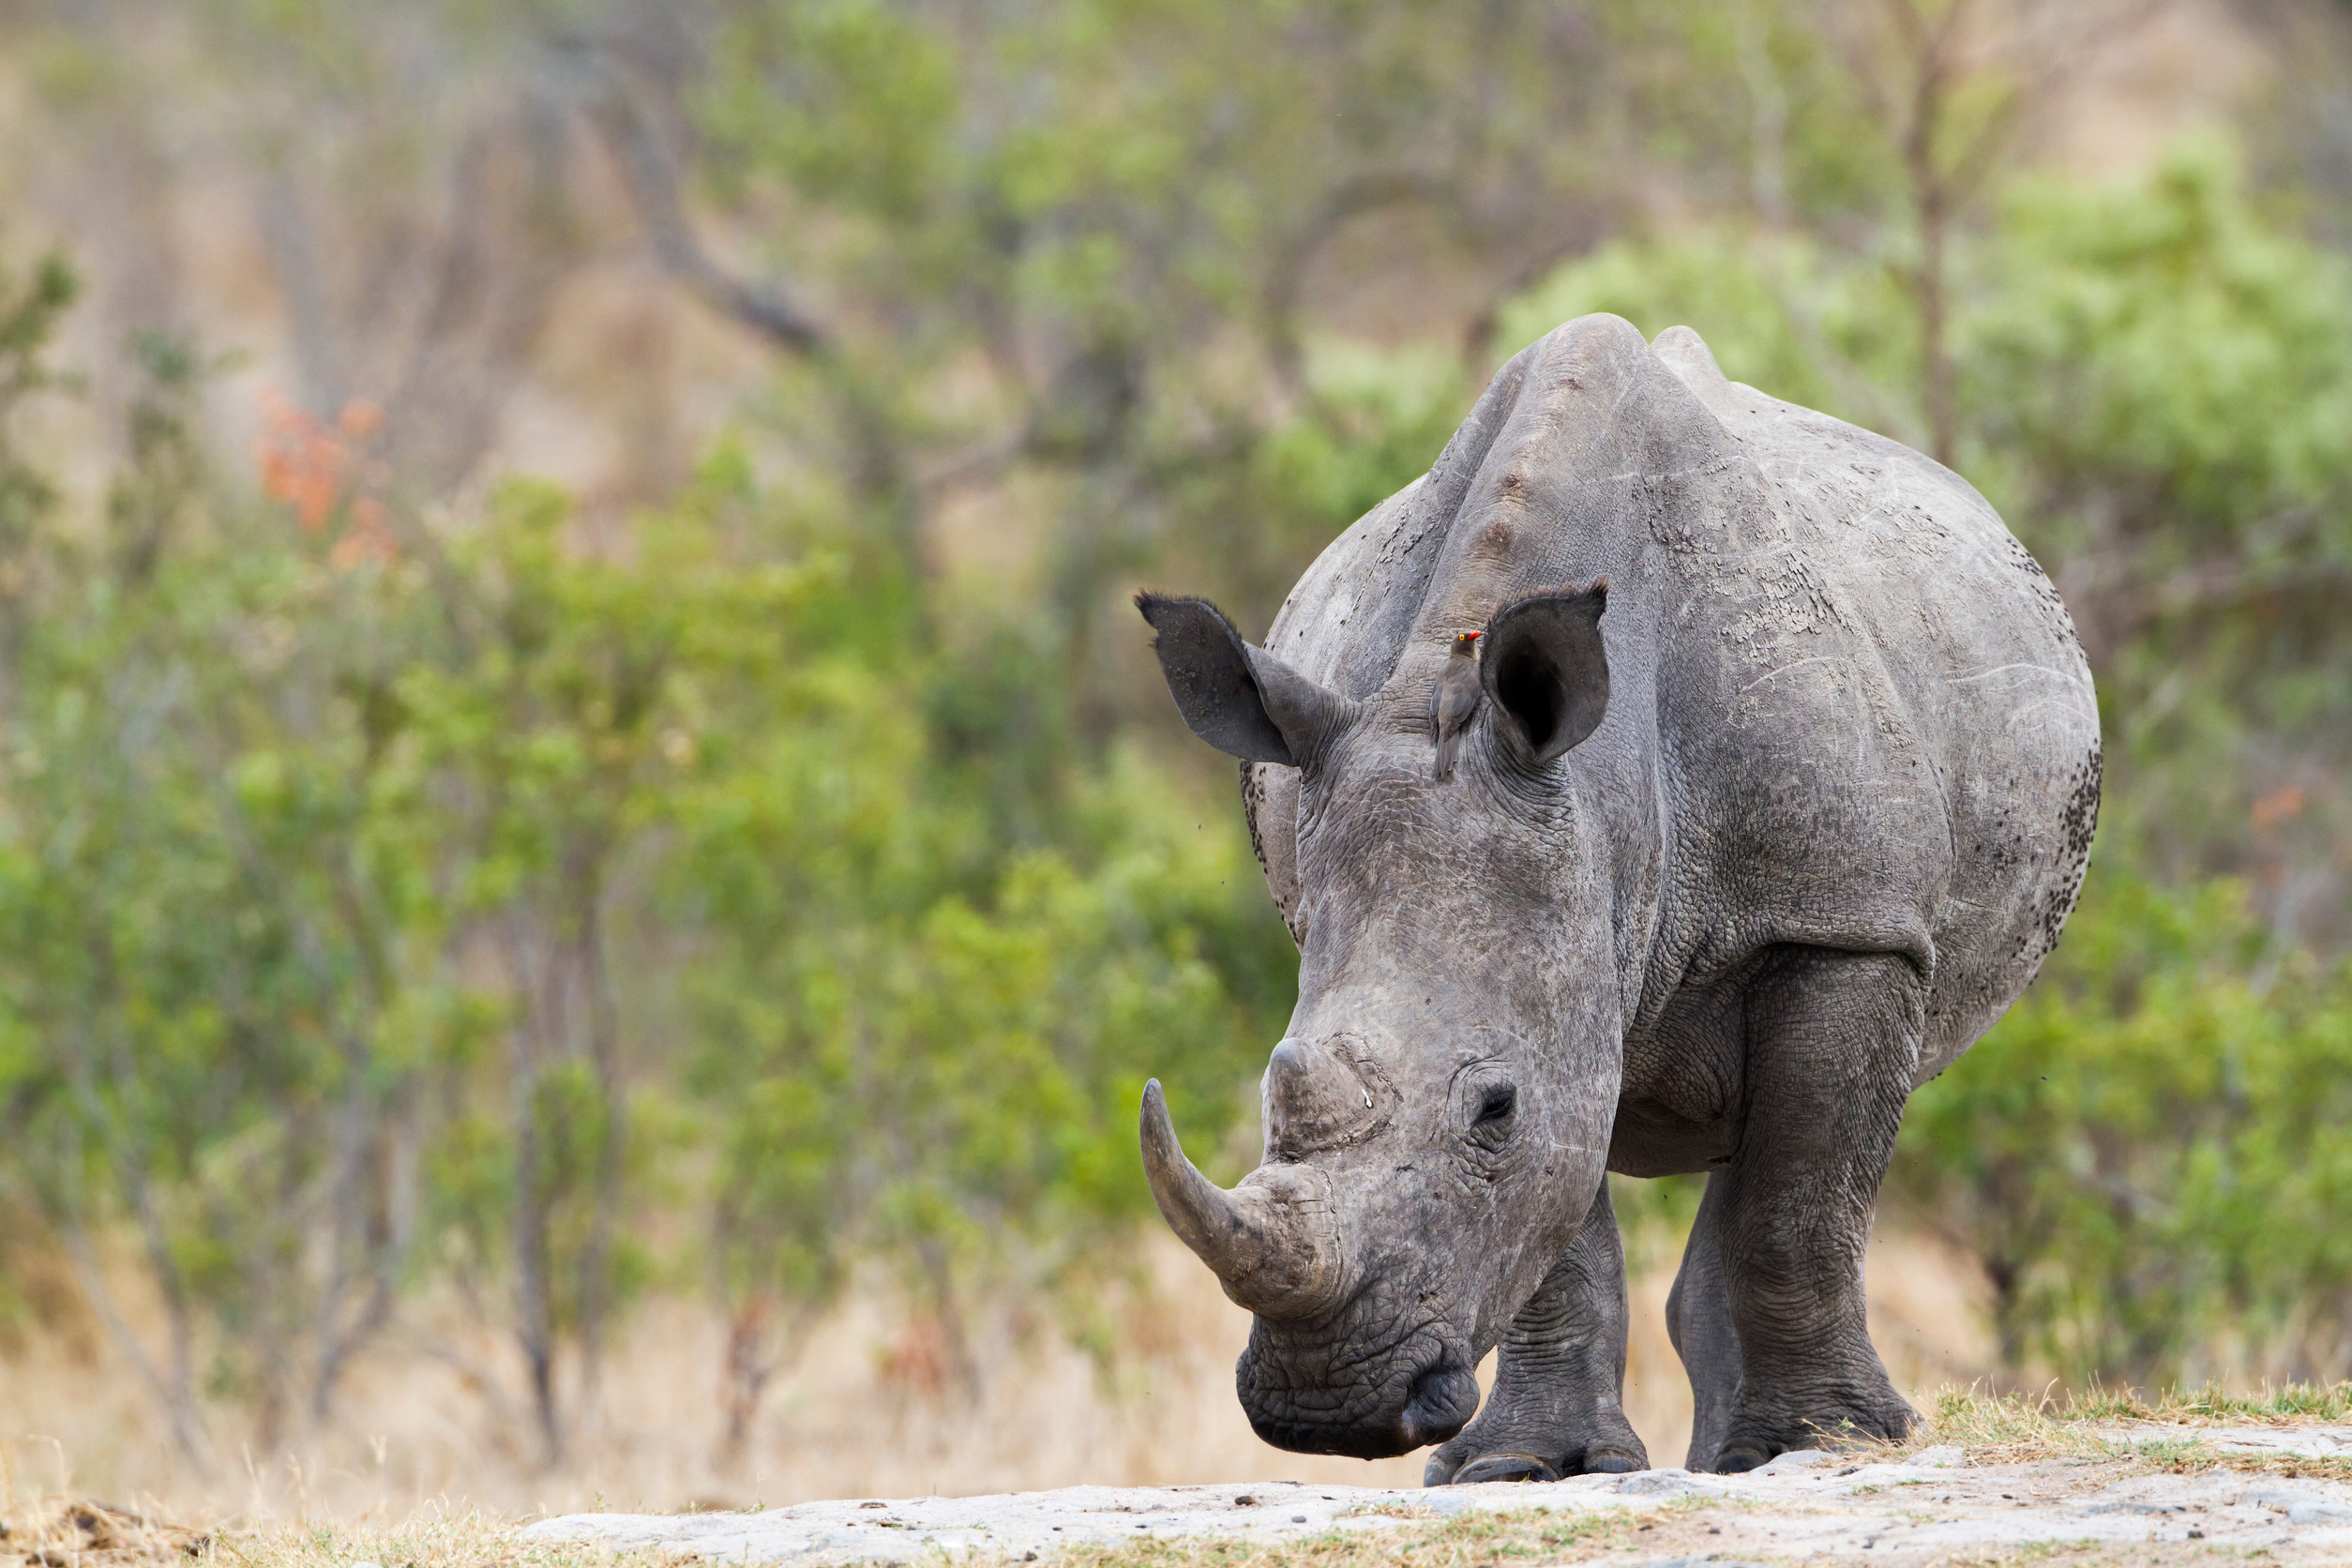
<box><xmin>527</xmin><ymin>1423</ymin><xmax>2352</xmax><ymax>1566</ymax></box>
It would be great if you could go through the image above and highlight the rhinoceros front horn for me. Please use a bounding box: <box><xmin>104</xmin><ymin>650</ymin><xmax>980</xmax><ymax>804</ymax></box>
<box><xmin>1139</xmin><ymin>1078</ymin><xmax>1342</xmax><ymax>1319</ymax></box>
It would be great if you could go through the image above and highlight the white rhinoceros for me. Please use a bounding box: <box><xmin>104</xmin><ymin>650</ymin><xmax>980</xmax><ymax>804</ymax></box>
<box><xmin>1135</xmin><ymin>314</ymin><xmax>2099</xmax><ymax>1478</ymax></box>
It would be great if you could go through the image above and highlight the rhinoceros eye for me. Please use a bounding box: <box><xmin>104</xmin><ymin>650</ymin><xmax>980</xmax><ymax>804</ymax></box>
<box><xmin>1474</xmin><ymin>1082</ymin><xmax>1517</xmax><ymax>1125</ymax></box>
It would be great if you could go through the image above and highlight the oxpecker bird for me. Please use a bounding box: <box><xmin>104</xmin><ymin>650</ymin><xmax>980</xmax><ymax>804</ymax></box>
<box><xmin>1430</xmin><ymin>630</ymin><xmax>1482</xmax><ymax>780</ymax></box>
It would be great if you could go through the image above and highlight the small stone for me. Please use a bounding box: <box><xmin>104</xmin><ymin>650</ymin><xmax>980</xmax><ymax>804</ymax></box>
<box><xmin>1290</xmin><ymin>1515</ymin><xmax>1307</xmax><ymax>1523</ymax></box>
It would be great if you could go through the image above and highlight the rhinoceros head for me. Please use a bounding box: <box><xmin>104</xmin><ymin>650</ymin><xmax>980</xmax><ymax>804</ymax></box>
<box><xmin>1135</xmin><ymin>583</ymin><xmax>1621</xmax><ymax>1458</ymax></box>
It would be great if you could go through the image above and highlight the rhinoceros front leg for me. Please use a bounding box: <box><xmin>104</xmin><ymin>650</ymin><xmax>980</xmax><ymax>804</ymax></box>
<box><xmin>1422</xmin><ymin>1181</ymin><xmax>1648</xmax><ymax>1484</ymax></box>
<box><xmin>1691</xmin><ymin>945</ymin><xmax>1923</xmax><ymax>1471</ymax></box>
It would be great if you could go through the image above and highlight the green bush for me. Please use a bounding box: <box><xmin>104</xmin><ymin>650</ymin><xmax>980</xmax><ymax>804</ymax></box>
<box><xmin>0</xmin><ymin>304</ymin><xmax>1296</xmax><ymax>1451</ymax></box>
<box><xmin>1505</xmin><ymin>145</ymin><xmax>2352</xmax><ymax>1384</ymax></box>
<box><xmin>1895</xmin><ymin>867</ymin><xmax>2352</xmax><ymax>1386</ymax></box>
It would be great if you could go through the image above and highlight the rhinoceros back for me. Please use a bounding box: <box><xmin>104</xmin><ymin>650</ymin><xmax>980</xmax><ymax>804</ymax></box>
<box><xmin>1647</xmin><ymin>326</ymin><xmax>2098</xmax><ymax>1078</ymax></box>
<box><xmin>1251</xmin><ymin>318</ymin><xmax>2098</xmax><ymax>1084</ymax></box>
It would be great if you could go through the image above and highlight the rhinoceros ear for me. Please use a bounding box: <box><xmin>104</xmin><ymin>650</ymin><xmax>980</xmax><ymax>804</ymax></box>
<box><xmin>1481</xmin><ymin>580</ymin><xmax>1609</xmax><ymax>766</ymax></box>
<box><xmin>1137</xmin><ymin>593</ymin><xmax>1356</xmax><ymax>766</ymax></box>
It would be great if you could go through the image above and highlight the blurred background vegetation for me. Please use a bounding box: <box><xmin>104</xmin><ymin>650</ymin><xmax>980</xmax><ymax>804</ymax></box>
<box><xmin>0</xmin><ymin>0</ymin><xmax>2349</xmax><ymax>1501</ymax></box>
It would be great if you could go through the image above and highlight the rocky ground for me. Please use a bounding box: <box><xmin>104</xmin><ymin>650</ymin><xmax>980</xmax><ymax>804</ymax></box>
<box><xmin>527</xmin><ymin>1423</ymin><xmax>2352</xmax><ymax>1567</ymax></box>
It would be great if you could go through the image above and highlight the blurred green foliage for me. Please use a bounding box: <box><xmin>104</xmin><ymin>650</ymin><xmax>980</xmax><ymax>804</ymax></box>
<box><xmin>0</xmin><ymin>293</ymin><xmax>1296</xmax><ymax>1453</ymax></box>
<box><xmin>1896</xmin><ymin>867</ymin><xmax>2352</xmax><ymax>1385</ymax></box>
<box><xmin>1512</xmin><ymin>144</ymin><xmax>2352</xmax><ymax>889</ymax></box>
<box><xmin>0</xmin><ymin>0</ymin><xmax>2349</xmax><ymax>1461</ymax></box>
<box><xmin>1524</xmin><ymin>143</ymin><xmax>2352</xmax><ymax>1387</ymax></box>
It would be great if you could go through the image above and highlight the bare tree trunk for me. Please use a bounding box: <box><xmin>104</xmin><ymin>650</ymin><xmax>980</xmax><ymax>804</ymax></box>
<box><xmin>1892</xmin><ymin>0</ymin><xmax>1963</xmax><ymax>470</ymax></box>
<box><xmin>260</xmin><ymin>170</ymin><xmax>346</xmax><ymax>418</ymax></box>
<box><xmin>198</xmin><ymin>722</ymin><xmax>412</xmax><ymax>1432</ymax></box>
<box><xmin>583</xmin><ymin>71</ymin><xmax>831</xmax><ymax>355</ymax></box>
<box><xmin>1911</xmin><ymin>172</ymin><xmax>1958</xmax><ymax>469</ymax></box>
<box><xmin>917</xmin><ymin>1239</ymin><xmax>984</xmax><ymax>1405</ymax></box>
<box><xmin>720</xmin><ymin>1295</ymin><xmax>776</xmax><ymax>1466</ymax></box>
<box><xmin>241</xmin><ymin>1128</ymin><xmax>313</xmax><ymax>1455</ymax></box>
<box><xmin>310</xmin><ymin>1056</ymin><xmax>373</xmax><ymax>1421</ymax></box>
<box><xmin>505</xmin><ymin>916</ymin><xmax>564</xmax><ymax>1465</ymax></box>
<box><xmin>384</xmin><ymin>97</ymin><xmax>584</xmax><ymax>495</ymax></box>
<box><xmin>311</xmin><ymin>1084</ymin><xmax>410</xmax><ymax>1422</ymax></box>
<box><xmin>1862</xmin><ymin>0</ymin><xmax>2161</xmax><ymax>471</ymax></box>
<box><xmin>91</xmin><ymin>1033</ymin><xmax>209</xmax><ymax>1463</ymax></box>
<box><xmin>59</xmin><ymin>1214</ymin><xmax>208</xmax><ymax>1466</ymax></box>
<box><xmin>572</xmin><ymin>858</ymin><xmax>627</xmax><ymax>1406</ymax></box>
<box><xmin>1735</xmin><ymin>2</ymin><xmax>1791</xmax><ymax>228</ymax></box>
<box><xmin>583</xmin><ymin>58</ymin><xmax>926</xmax><ymax>568</ymax></box>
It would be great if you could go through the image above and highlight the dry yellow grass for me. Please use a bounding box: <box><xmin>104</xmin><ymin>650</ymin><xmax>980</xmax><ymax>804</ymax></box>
<box><xmin>163</xmin><ymin>1509</ymin><xmax>662</xmax><ymax>1568</ymax></box>
<box><xmin>1869</xmin><ymin>1381</ymin><xmax>2352</xmax><ymax>1480</ymax></box>
<box><xmin>0</xmin><ymin>1497</ymin><xmax>209</xmax><ymax>1568</ymax></box>
<box><xmin>0</xmin><ymin>1224</ymin><xmax>1996</xmax><ymax>1523</ymax></box>
<box><xmin>13</xmin><ymin>1382</ymin><xmax>2352</xmax><ymax>1568</ymax></box>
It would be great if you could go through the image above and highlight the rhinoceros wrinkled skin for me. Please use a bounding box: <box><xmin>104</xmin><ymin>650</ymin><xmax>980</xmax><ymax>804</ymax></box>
<box><xmin>1132</xmin><ymin>314</ymin><xmax>2100</xmax><ymax>1482</ymax></box>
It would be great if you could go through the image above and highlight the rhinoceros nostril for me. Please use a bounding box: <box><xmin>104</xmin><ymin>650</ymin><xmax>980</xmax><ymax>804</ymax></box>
<box><xmin>1398</xmin><ymin>1361</ymin><xmax>1480</xmax><ymax>1448</ymax></box>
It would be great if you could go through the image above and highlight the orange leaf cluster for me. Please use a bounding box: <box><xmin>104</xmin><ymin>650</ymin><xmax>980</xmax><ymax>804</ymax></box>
<box><xmin>254</xmin><ymin>390</ymin><xmax>396</xmax><ymax>566</ymax></box>
<box><xmin>2252</xmin><ymin>784</ymin><xmax>2307</xmax><ymax>833</ymax></box>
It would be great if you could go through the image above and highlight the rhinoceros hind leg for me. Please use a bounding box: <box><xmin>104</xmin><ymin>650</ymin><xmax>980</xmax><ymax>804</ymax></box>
<box><xmin>1666</xmin><ymin>1173</ymin><xmax>1744</xmax><ymax>1469</ymax></box>
<box><xmin>1703</xmin><ymin>946</ymin><xmax>1924</xmax><ymax>1470</ymax></box>
<box><xmin>1423</xmin><ymin>1182</ymin><xmax>1647</xmax><ymax>1485</ymax></box>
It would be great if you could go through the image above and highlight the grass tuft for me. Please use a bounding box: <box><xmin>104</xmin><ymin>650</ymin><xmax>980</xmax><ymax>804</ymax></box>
<box><xmin>204</xmin><ymin>1512</ymin><xmax>684</xmax><ymax>1568</ymax></box>
<box><xmin>1862</xmin><ymin>1381</ymin><xmax>2352</xmax><ymax>1478</ymax></box>
<box><xmin>1</xmin><ymin>1498</ymin><xmax>210</xmax><ymax>1568</ymax></box>
<box><xmin>0</xmin><ymin>1505</ymin><xmax>679</xmax><ymax>1568</ymax></box>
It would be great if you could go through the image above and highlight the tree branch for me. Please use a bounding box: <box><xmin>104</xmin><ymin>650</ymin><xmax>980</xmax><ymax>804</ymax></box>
<box><xmin>59</xmin><ymin>1214</ymin><xmax>208</xmax><ymax>1466</ymax></box>
<box><xmin>585</xmin><ymin>75</ymin><xmax>833</xmax><ymax>357</ymax></box>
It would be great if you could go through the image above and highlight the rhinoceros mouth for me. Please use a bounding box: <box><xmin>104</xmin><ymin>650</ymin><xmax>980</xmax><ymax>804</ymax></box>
<box><xmin>1235</xmin><ymin>1311</ymin><xmax>1478</xmax><ymax>1457</ymax></box>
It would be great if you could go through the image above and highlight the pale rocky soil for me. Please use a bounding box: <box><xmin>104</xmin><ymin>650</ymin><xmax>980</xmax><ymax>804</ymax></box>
<box><xmin>531</xmin><ymin>1425</ymin><xmax>2352</xmax><ymax>1567</ymax></box>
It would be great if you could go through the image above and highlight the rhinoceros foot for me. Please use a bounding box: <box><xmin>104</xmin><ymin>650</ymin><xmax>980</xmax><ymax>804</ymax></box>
<box><xmin>1422</xmin><ymin>1184</ymin><xmax>1650</xmax><ymax>1485</ymax></box>
<box><xmin>1714</xmin><ymin>1393</ymin><xmax>1919</xmax><ymax>1474</ymax></box>
<box><xmin>1424</xmin><ymin>1418</ymin><xmax>1649</xmax><ymax>1485</ymax></box>
<box><xmin>1447</xmin><ymin>1452</ymin><xmax>1560</xmax><ymax>1485</ymax></box>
